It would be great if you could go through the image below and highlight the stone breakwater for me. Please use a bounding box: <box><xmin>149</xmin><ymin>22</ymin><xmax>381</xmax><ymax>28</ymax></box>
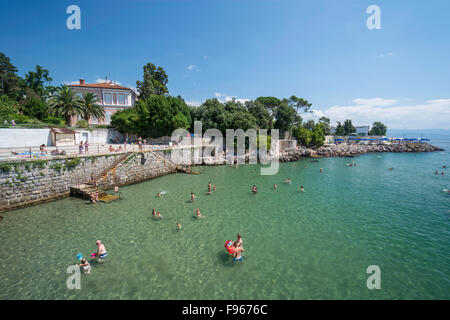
<box><xmin>0</xmin><ymin>151</ymin><xmax>176</xmax><ymax>213</ymax></box>
<box><xmin>278</xmin><ymin>143</ymin><xmax>444</xmax><ymax>162</ymax></box>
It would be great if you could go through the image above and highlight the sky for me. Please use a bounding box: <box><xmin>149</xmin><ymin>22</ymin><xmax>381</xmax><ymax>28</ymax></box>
<box><xmin>1</xmin><ymin>0</ymin><xmax>449</xmax><ymax>130</ymax></box>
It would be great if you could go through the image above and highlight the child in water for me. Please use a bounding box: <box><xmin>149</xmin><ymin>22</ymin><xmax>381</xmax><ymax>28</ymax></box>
<box><xmin>195</xmin><ymin>208</ymin><xmax>203</xmax><ymax>218</ymax></box>
<box><xmin>77</xmin><ymin>258</ymin><xmax>91</xmax><ymax>274</ymax></box>
<box><xmin>177</xmin><ymin>223</ymin><xmax>182</xmax><ymax>230</ymax></box>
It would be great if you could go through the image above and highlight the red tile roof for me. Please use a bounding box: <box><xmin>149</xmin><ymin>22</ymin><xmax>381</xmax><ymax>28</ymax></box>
<box><xmin>70</xmin><ymin>82</ymin><xmax>135</xmax><ymax>91</ymax></box>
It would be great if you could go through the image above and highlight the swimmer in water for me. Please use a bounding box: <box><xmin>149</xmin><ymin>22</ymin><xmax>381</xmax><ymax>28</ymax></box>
<box><xmin>298</xmin><ymin>186</ymin><xmax>304</xmax><ymax>192</ymax></box>
<box><xmin>77</xmin><ymin>257</ymin><xmax>91</xmax><ymax>274</ymax></box>
<box><xmin>156</xmin><ymin>192</ymin><xmax>161</xmax><ymax>197</ymax></box>
<box><xmin>177</xmin><ymin>222</ymin><xmax>181</xmax><ymax>230</ymax></box>
<box><xmin>152</xmin><ymin>208</ymin><xmax>156</xmax><ymax>217</ymax></box>
<box><xmin>389</xmin><ymin>168</ymin><xmax>394</xmax><ymax>171</ymax></box>
<box><xmin>251</xmin><ymin>185</ymin><xmax>258</xmax><ymax>194</ymax></box>
<box><xmin>114</xmin><ymin>186</ymin><xmax>119</xmax><ymax>193</ymax></box>
<box><xmin>208</xmin><ymin>182</ymin><xmax>211</xmax><ymax>193</ymax></box>
<box><xmin>284</xmin><ymin>179</ymin><xmax>291</xmax><ymax>184</ymax></box>
<box><xmin>273</xmin><ymin>184</ymin><xmax>277</xmax><ymax>189</ymax></box>
<box><xmin>235</xmin><ymin>233</ymin><xmax>243</xmax><ymax>250</ymax></box>
<box><xmin>191</xmin><ymin>192</ymin><xmax>195</xmax><ymax>202</ymax></box>
<box><xmin>320</xmin><ymin>168</ymin><xmax>324</xmax><ymax>173</ymax></box>
<box><xmin>157</xmin><ymin>211</ymin><xmax>163</xmax><ymax>219</ymax></box>
<box><xmin>213</xmin><ymin>184</ymin><xmax>216</xmax><ymax>191</ymax></box>
<box><xmin>233</xmin><ymin>243</ymin><xmax>245</xmax><ymax>262</ymax></box>
<box><xmin>436</xmin><ymin>170</ymin><xmax>439</xmax><ymax>174</ymax></box>
<box><xmin>195</xmin><ymin>208</ymin><xmax>203</xmax><ymax>218</ymax></box>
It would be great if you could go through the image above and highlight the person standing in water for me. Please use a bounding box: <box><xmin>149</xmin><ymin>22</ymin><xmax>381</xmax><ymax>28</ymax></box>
<box><xmin>195</xmin><ymin>208</ymin><xmax>203</xmax><ymax>218</ymax></box>
<box><xmin>273</xmin><ymin>184</ymin><xmax>277</xmax><ymax>189</ymax></box>
<box><xmin>233</xmin><ymin>243</ymin><xmax>245</xmax><ymax>262</ymax></box>
<box><xmin>298</xmin><ymin>186</ymin><xmax>304</xmax><ymax>192</ymax></box>
<box><xmin>152</xmin><ymin>208</ymin><xmax>156</xmax><ymax>217</ymax></box>
<box><xmin>177</xmin><ymin>223</ymin><xmax>182</xmax><ymax>230</ymax></box>
<box><xmin>235</xmin><ymin>233</ymin><xmax>243</xmax><ymax>249</ymax></box>
<box><xmin>208</xmin><ymin>182</ymin><xmax>212</xmax><ymax>193</ymax></box>
<box><xmin>95</xmin><ymin>240</ymin><xmax>107</xmax><ymax>262</ymax></box>
<box><xmin>213</xmin><ymin>184</ymin><xmax>216</xmax><ymax>192</ymax></box>
<box><xmin>191</xmin><ymin>192</ymin><xmax>195</xmax><ymax>202</ymax></box>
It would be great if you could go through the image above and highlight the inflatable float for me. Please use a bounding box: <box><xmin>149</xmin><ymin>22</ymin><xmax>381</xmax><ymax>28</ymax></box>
<box><xmin>224</xmin><ymin>240</ymin><xmax>234</xmax><ymax>255</ymax></box>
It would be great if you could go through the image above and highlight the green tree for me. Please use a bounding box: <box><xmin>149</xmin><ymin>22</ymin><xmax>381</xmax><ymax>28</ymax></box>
<box><xmin>110</xmin><ymin>108</ymin><xmax>140</xmax><ymax>134</ymax></box>
<box><xmin>303</xmin><ymin>119</ymin><xmax>316</xmax><ymax>131</ymax></box>
<box><xmin>254</xmin><ymin>96</ymin><xmax>281</xmax><ymax>115</ymax></box>
<box><xmin>369</xmin><ymin>121</ymin><xmax>387</xmax><ymax>136</ymax></box>
<box><xmin>343</xmin><ymin>119</ymin><xmax>356</xmax><ymax>135</ymax></box>
<box><xmin>47</xmin><ymin>86</ymin><xmax>83</xmax><ymax>125</ymax></box>
<box><xmin>292</xmin><ymin>127</ymin><xmax>312</xmax><ymax>146</ymax></box>
<box><xmin>22</xmin><ymin>97</ymin><xmax>47</xmax><ymax>120</ymax></box>
<box><xmin>288</xmin><ymin>96</ymin><xmax>312</xmax><ymax>114</ymax></box>
<box><xmin>335</xmin><ymin>121</ymin><xmax>345</xmax><ymax>136</ymax></box>
<box><xmin>273</xmin><ymin>102</ymin><xmax>297</xmax><ymax>137</ymax></box>
<box><xmin>311</xmin><ymin>126</ymin><xmax>325</xmax><ymax>147</ymax></box>
<box><xmin>171</xmin><ymin>112</ymin><xmax>190</xmax><ymax>130</ymax></box>
<box><xmin>0</xmin><ymin>95</ymin><xmax>20</xmax><ymax>122</ymax></box>
<box><xmin>136</xmin><ymin>62</ymin><xmax>169</xmax><ymax>99</ymax></box>
<box><xmin>190</xmin><ymin>98</ymin><xmax>229</xmax><ymax>133</ymax></box>
<box><xmin>0</xmin><ymin>52</ymin><xmax>21</xmax><ymax>99</ymax></box>
<box><xmin>23</xmin><ymin>65</ymin><xmax>53</xmax><ymax>99</ymax></box>
<box><xmin>80</xmin><ymin>92</ymin><xmax>105</xmax><ymax>123</ymax></box>
<box><xmin>318</xmin><ymin>116</ymin><xmax>331</xmax><ymax>135</ymax></box>
<box><xmin>228</xmin><ymin>111</ymin><xmax>257</xmax><ymax>131</ymax></box>
<box><xmin>246</xmin><ymin>100</ymin><xmax>272</xmax><ymax>129</ymax></box>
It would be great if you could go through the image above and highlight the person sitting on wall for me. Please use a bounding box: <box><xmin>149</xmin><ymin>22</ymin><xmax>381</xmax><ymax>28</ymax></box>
<box><xmin>108</xmin><ymin>145</ymin><xmax>115</xmax><ymax>152</ymax></box>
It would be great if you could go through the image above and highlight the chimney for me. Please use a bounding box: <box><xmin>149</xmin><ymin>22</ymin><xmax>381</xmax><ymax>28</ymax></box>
<box><xmin>79</xmin><ymin>79</ymin><xmax>85</xmax><ymax>85</ymax></box>
<box><xmin>105</xmin><ymin>76</ymin><xmax>108</xmax><ymax>84</ymax></box>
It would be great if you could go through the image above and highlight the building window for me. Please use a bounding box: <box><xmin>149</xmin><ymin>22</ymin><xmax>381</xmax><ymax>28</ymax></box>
<box><xmin>105</xmin><ymin>112</ymin><xmax>112</xmax><ymax>124</ymax></box>
<box><xmin>104</xmin><ymin>93</ymin><xmax>112</xmax><ymax>105</ymax></box>
<box><xmin>118</xmin><ymin>94</ymin><xmax>126</xmax><ymax>105</ymax></box>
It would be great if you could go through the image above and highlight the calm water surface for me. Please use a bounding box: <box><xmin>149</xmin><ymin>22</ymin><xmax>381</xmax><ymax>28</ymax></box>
<box><xmin>0</xmin><ymin>141</ymin><xmax>449</xmax><ymax>299</ymax></box>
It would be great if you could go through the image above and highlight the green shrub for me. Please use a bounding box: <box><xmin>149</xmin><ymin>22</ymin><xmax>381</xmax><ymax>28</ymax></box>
<box><xmin>50</xmin><ymin>163</ymin><xmax>63</xmax><ymax>171</ymax></box>
<box><xmin>0</xmin><ymin>163</ymin><xmax>12</xmax><ymax>173</ymax></box>
<box><xmin>64</xmin><ymin>158</ymin><xmax>81</xmax><ymax>170</ymax></box>
<box><xmin>76</xmin><ymin>119</ymin><xmax>88</xmax><ymax>128</ymax></box>
<box><xmin>32</xmin><ymin>160</ymin><xmax>47</xmax><ymax>169</ymax></box>
<box><xmin>46</xmin><ymin>116</ymin><xmax>64</xmax><ymax>125</ymax></box>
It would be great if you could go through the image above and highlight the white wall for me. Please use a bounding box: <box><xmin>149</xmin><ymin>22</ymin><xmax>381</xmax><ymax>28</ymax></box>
<box><xmin>75</xmin><ymin>129</ymin><xmax>127</xmax><ymax>145</ymax></box>
<box><xmin>0</xmin><ymin>129</ymin><xmax>52</xmax><ymax>148</ymax></box>
<box><xmin>0</xmin><ymin>128</ymin><xmax>129</xmax><ymax>148</ymax></box>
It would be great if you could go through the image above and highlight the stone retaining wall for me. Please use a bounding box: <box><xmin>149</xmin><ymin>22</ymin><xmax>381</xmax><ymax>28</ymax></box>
<box><xmin>0</xmin><ymin>151</ymin><xmax>174</xmax><ymax>212</ymax></box>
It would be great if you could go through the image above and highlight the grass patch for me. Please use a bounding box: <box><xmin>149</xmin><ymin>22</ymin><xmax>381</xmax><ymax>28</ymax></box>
<box><xmin>32</xmin><ymin>160</ymin><xmax>47</xmax><ymax>169</ymax></box>
<box><xmin>0</xmin><ymin>163</ymin><xmax>12</xmax><ymax>173</ymax></box>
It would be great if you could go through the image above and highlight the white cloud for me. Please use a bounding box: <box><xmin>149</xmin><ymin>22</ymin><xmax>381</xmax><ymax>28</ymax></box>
<box><xmin>186</xmin><ymin>100</ymin><xmax>202</xmax><ymax>107</ymax></box>
<box><xmin>214</xmin><ymin>92</ymin><xmax>224</xmax><ymax>97</ymax></box>
<box><xmin>63</xmin><ymin>80</ymin><xmax>81</xmax><ymax>85</ymax></box>
<box><xmin>95</xmin><ymin>78</ymin><xmax>121</xmax><ymax>85</ymax></box>
<box><xmin>187</xmin><ymin>65</ymin><xmax>197</xmax><ymax>71</ymax></box>
<box><xmin>223</xmin><ymin>96</ymin><xmax>250</xmax><ymax>104</ymax></box>
<box><xmin>378</xmin><ymin>52</ymin><xmax>394</xmax><ymax>59</ymax></box>
<box><xmin>311</xmin><ymin>98</ymin><xmax>450</xmax><ymax>129</ymax></box>
<box><xmin>352</xmin><ymin>98</ymin><xmax>398</xmax><ymax>107</ymax></box>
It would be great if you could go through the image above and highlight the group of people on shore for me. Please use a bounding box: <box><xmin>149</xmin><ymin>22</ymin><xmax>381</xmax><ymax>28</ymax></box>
<box><xmin>78</xmin><ymin>141</ymin><xmax>89</xmax><ymax>154</ymax></box>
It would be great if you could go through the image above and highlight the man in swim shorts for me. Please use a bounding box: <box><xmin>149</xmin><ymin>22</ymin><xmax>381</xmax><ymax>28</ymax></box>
<box><xmin>96</xmin><ymin>240</ymin><xmax>107</xmax><ymax>262</ymax></box>
<box><xmin>233</xmin><ymin>243</ymin><xmax>244</xmax><ymax>262</ymax></box>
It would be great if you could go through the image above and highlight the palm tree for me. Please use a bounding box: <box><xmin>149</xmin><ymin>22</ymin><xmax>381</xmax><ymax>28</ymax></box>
<box><xmin>81</xmin><ymin>92</ymin><xmax>105</xmax><ymax>124</ymax></box>
<box><xmin>48</xmin><ymin>86</ymin><xmax>83</xmax><ymax>125</ymax></box>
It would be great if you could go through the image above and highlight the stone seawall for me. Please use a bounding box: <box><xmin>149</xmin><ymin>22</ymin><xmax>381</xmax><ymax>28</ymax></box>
<box><xmin>0</xmin><ymin>151</ymin><xmax>175</xmax><ymax>213</ymax></box>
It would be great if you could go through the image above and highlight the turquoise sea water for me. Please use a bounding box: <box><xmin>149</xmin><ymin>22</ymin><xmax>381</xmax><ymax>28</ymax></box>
<box><xmin>0</xmin><ymin>141</ymin><xmax>449</xmax><ymax>300</ymax></box>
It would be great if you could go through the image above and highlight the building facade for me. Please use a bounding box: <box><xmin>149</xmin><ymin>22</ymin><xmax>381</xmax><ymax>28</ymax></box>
<box><xmin>69</xmin><ymin>78</ymin><xmax>137</xmax><ymax>125</ymax></box>
<box><xmin>355</xmin><ymin>125</ymin><xmax>370</xmax><ymax>136</ymax></box>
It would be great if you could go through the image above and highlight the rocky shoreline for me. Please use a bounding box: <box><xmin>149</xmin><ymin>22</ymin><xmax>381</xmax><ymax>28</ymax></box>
<box><xmin>278</xmin><ymin>142</ymin><xmax>444</xmax><ymax>162</ymax></box>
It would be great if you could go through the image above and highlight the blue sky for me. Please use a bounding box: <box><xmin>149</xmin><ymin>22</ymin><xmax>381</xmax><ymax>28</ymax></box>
<box><xmin>1</xmin><ymin>0</ymin><xmax>449</xmax><ymax>129</ymax></box>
